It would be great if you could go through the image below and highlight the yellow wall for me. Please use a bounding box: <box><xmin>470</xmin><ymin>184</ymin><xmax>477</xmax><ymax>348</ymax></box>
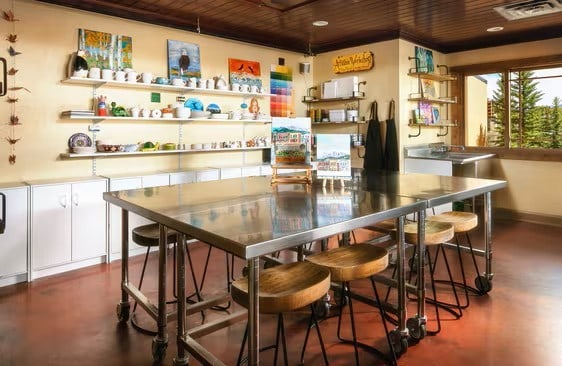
<box><xmin>448</xmin><ymin>38</ymin><xmax>562</xmax><ymax>218</ymax></box>
<box><xmin>0</xmin><ymin>0</ymin><xmax>309</xmax><ymax>182</ymax></box>
<box><xmin>465</xmin><ymin>76</ymin><xmax>488</xmax><ymax>147</ymax></box>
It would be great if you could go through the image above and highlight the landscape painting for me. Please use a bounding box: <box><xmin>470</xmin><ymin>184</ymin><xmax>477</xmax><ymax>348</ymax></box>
<box><xmin>316</xmin><ymin>134</ymin><xmax>351</xmax><ymax>178</ymax></box>
<box><xmin>78</xmin><ymin>29</ymin><xmax>133</xmax><ymax>70</ymax></box>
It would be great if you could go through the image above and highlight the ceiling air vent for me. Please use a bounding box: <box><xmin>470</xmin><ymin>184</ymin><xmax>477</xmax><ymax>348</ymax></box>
<box><xmin>494</xmin><ymin>0</ymin><xmax>562</xmax><ymax>20</ymax></box>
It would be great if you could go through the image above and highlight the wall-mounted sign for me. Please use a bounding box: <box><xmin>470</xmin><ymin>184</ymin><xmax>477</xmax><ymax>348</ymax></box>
<box><xmin>332</xmin><ymin>51</ymin><xmax>374</xmax><ymax>74</ymax></box>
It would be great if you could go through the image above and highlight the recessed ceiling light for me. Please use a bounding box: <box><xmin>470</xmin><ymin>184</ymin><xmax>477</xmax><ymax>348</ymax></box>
<box><xmin>487</xmin><ymin>26</ymin><xmax>504</xmax><ymax>32</ymax></box>
<box><xmin>312</xmin><ymin>20</ymin><xmax>328</xmax><ymax>27</ymax></box>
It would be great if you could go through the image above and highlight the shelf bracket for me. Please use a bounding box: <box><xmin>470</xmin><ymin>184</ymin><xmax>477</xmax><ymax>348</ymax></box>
<box><xmin>437</xmin><ymin>125</ymin><xmax>449</xmax><ymax>137</ymax></box>
<box><xmin>408</xmin><ymin>124</ymin><xmax>422</xmax><ymax>138</ymax></box>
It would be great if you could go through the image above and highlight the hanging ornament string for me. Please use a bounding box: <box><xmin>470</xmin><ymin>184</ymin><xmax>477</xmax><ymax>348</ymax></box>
<box><xmin>3</xmin><ymin>0</ymin><xmax>28</xmax><ymax>165</ymax></box>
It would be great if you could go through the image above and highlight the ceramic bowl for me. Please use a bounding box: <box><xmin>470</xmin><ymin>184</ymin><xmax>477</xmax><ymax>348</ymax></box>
<box><xmin>121</xmin><ymin>144</ymin><xmax>139</xmax><ymax>152</ymax></box>
<box><xmin>73</xmin><ymin>146</ymin><xmax>97</xmax><ymax>154</ymax></box>
<box><xmin>101</xmin><ymin>144</ymin><xmax>122</xmax><ymax>153</ymax></box>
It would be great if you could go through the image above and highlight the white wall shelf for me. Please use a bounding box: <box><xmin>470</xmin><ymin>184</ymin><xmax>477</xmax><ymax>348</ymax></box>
<box><xmin>61</xmin><ymin>77</ymin><xmax>273</xmax><ymax>97</ymax></box>
<box><xmin>60</xmin><ymin>146</ymin><xmax>272</xmax><ymax>159</ymax></box>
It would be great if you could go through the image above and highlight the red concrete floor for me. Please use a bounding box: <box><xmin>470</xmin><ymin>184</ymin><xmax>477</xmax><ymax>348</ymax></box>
<box><xmin>1</xmin><ymin>219</ymin><xmax>561</xmax><ymax>366</ymax></box>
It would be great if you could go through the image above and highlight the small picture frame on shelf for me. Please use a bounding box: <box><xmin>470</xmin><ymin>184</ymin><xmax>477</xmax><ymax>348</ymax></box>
<box><xmin>432</xmin><ymin>106</ymin><xmax>440</xmax><ymax>124</ymax></box>
<box><xmin>421</xmin><ymin>79</ymin><xmax>436</xmax><ymax>98</ymax></box>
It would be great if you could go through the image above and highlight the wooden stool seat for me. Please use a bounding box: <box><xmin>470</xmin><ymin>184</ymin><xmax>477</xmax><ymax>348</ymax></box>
<box><xmin>404</xmin><ymin>221</ymin><xmax>454</xmax><ymax>245</ymax></box>
<box><xmin>428</xmin><ymin>211</ymin><xmax>478</xmax><ymax>233</ymax></box>
<box><xmin>231</xmin><ymin>261</ymin><xmax>331</xmax><ymax>314</ymax></box>
<box><xmin>132</xmin><ymin>223</ymin><xmax>181</xmax><ymax>247</ymax></box>
<box><xmin>306</xmin><ymin>243</ymin><xmax>389</xmax><ymax>282</ymax></box>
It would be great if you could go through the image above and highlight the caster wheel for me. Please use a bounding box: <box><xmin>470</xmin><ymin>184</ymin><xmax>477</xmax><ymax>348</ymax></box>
<box><xmin>475</xmin><ymin>275</ymin><xmax>493</xmax><ymax>294</ymax></box>
<box><xmin>389</xmin><ymin>330</ymin><xmax>408</xmax><ymax>357</ymax></box>
<box><xmin>263</xmin><ymin>260</ymin><xmax>276</xmax><ymax>269</ymax></box>
<box><xmin>152</xmin><ymin>337</ymin><xmax>168</xmax><ymax>362</ymax></box>
<box><xmin>406</xmin><ymin>317</ymin><xmax>426</xmax><ymax>341</ymax></box>
<box><xmin>314</xmin><ymin>299</ymin><xmax>330</xmax><ymax>319</ymax></box>
<box><xmin>116</xmin><ymin>302</ymin><xmax>130</xmax><ymax>322</ymax></box>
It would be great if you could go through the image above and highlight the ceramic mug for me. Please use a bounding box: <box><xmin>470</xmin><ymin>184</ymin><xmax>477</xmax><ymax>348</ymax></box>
<box><xmin>198</xmin><ymin>79</ymin><xmax>207</xmax><ymax>89</ymax></box>
<box><xmin>171</xmin><ymin>78</ymin><xmax>185</xmax><ymax>86</ymax></box>
<box><xmin>240</xmin><ymin>84</ymin><xmax>250</xmax><ymax>93</ymax></box>
<box><xmin>141</xmin><ymin>72</ymin><xmax>153</xmax><ymax>84</ymax></box>
<box><xmin>231</xmin><ymin>83</ymin><xmax>240</xmax><ymax>92</ymax></box>
<box><xmin>115</xmin><ymin>70</ymin><xmax>126</xmax><ymax>82</ymax></box>
<box><xmin>73</xmin><ymin>69</ymin><xmax>88</xmax><ymax>78</ymax></box>
<box><xmin>187</xmin><ymin>77</ymin><xmax>197</xmax><ymax>88</ymax></box>
<box><xmin>88</xmin><ymin>67</ymin><xmax>101</xmax><ymax>79</ymax></box>
<box><xmin>140</xmin><ymin>108</ymin><xmax>151</xmax><ymax>118</ymax></box>
<box><xmin>206</xmin><ymin>79</ymin><xmax>215</xmax><ymax>89</ymax></box>
<box><xmin>101</xmin><ymin>69</ymin><xmax>114</xmax><ymax>80</ymax></box>
<box><xmin>126</xmin><ymin>71</ymin><xmax>140</xmax><ymax>83</ymax></box>
<box><xmin>250</xmin><ymin>85</ymin><xmax>259</xmax><ymax>93</ymax></box>
<box><xmin>155</xmin><ymin>77</ymin><xmax>168</xmax><ymax>85</ymax></box>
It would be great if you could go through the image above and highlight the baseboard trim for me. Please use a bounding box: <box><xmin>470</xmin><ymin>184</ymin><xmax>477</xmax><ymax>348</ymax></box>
<box><xmin>494</xmin><ymin>208</ymin><xmax>562</xmax><ymax>227</ymax></box>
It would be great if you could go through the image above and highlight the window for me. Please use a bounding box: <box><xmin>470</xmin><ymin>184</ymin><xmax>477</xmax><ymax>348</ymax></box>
<box><xmin>453</xmin><ymin>56</ymin><xmax>562</xmax><ymax>161</ymax></box>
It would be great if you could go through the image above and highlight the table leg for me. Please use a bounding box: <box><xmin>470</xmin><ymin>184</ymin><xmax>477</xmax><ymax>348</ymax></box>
<box><xmin>409</xmin><ymin>209</ymin><xmax>427</xmax><ymax>339</ymax></box>
<box><xmin>116</xmin><ymin>209</ymin><xmax>130</xmax><ymax>322</ymax></box>
<box><xmin>247</xmin><ymin>257</ymin><xmax>260</xmax><ymax>365</ymax></box>
<box><xmin>483</xmin><ymin>192</ymin><xmax>494</xmax><ymax>283</ymax></box>
<box><xmin>151</xmin><ymin>224</ymin><xmax>169</xmax><ymax>362</ymax></box>
<box><xmin>174</xmin><ymin>233</ymin><xmax>189</xmax><ymax>365</ymax></box>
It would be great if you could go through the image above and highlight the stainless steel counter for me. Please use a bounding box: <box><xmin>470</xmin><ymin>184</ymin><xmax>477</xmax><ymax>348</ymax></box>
<box><xmin>404</xmin><ymin>145</ymin><xmax>495</xmax><ymax>165</ymax></box>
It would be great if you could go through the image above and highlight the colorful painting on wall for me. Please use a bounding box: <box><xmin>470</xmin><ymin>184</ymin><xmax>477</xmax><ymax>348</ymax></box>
<box><xmin>270</xmin><ymin>65</ymin><xmax>293</xmax><ymax>117</ymax></box>
<box><xmin>167</xmin><ymin>40</ymin><xmax>201</xmax><ymax>79</ymax></box>
<box><xmin>78</xmin><ymin>29</ymin><xmax>132</xmax><ymax>70</ymax></box>
<box><xmin>316</xmin><ymin>134</ymin><xmax>351</xmax><ymax>179</ymax></box>
<box><xmin>228</xmin><ymin>58</ymin><xmax>262</xmax><ymax>88</ymax></box>
<box><xmin>414</xmin><ymin>46</ymin><xmax>434</xmax><ymax>73</ymax></box>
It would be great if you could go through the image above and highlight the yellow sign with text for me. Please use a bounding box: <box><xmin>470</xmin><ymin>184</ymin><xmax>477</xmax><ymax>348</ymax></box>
<box><xmin>332</xmin><ymin>51</ymin><xmax>374</xmax><ymax>74</ymax></box>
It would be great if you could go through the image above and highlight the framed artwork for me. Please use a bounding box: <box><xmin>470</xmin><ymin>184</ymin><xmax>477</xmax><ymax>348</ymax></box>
<box><xmin>413</xmin><ymin>102</ymin><xmax>433</xmax><ymax>124</ymax></box>
<box><xmin>421</xmin><ymin>79</ymin><xmax>436</xmax><ymax>98</ymax></box>
<box><xmin>432</xmin><ymin>106</ymin><xmax>441</xmax><ymax>124</ymax></box>
<box><xmin>271</xmin><ymin>117</ymin><xmax>311</xmax><ymax>164</ymax></box>
<box><xmin>228</xmin><ymin>58</ymin><xmax>262</xmax><ymax>87</ymax></box>
<box><xmin>167</xmin><ymin>39</ymin><xmax>201</xmax><ymax>79</ymax></box>
<box><xmin>78</xmin><ymin>29</ymin><xmax>132</xmax><ymax>70</ymax></box>
<box><xmin>414</xmin><ymin>46</ymin><xmax>434</xmax><ymax>73</ymax></box>
<box><xmin>316</xmin><ymin>134</ymin><xmax>351</xmax><ymax>179</ymax></box>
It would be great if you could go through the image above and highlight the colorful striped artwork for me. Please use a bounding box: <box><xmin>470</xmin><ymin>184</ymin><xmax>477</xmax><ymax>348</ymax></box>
<box><xmin>270</xmin><ymin>65</ymin><xmax>294</xmax><ymax>117</ymax></box>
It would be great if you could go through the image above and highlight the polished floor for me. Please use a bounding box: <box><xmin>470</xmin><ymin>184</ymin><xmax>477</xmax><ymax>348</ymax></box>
<box><xmin>1</xmin><ymin>219</ymin><xmax>562</xmax><ymax>366</ymax></box>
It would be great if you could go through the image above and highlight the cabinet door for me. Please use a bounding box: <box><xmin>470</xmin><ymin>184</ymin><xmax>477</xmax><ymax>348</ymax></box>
<box><xmin>108</xmin><ymin>177</ymin><xmax>145</xmax><ymax>257</ymax></box>
<box><xmin>31</xmin><ymin>184</ymin><xmax>72</xmax><ymax>270</ymax></box>
<box><xmin>0</xmin><ymin>187</ymin><xmax>28</xmax><ymax>281</ymax></box>
<box><xmin>196</xmin><ymin>169</ymin><xmax>220</xmax><ymax>182</ymax></box>
<box><xmin>170</xmin><ymin>172</ymin><xmax>195</xmax><ymax>185</ymax></box>
<box><xmin>141</xmin><ymin>174</ymin><xmax>170</xmax><ymax>188</ymax></box>
<box><xmin>220</xmin><ymin>167</ymin><xmax>242</xmax><ymax>180</ymax></box>
<box><xmin>71</xmin><ymin>180</ymin><xmax>107</xmax><ymax>261</ymax></box>
<box><xmin>242</xmin><ymin>166</ymin><xmax>261</xmax><ymax>177</ymax></box>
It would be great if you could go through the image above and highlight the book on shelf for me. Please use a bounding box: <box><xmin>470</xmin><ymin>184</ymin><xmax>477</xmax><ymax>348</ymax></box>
<box><xmin>61</xmin><ymin>110</ymin><xmax>95</xmax><ymax>117</ymax></box>
<box><xmin>413</xmin><ymin>102</ymin><xmax>434</xmax><ymax>124</ymax></box>
<box><xmin>421</xmin><ymin>79</ymin><xmax>436</xmax><ymax>98</ymax></box>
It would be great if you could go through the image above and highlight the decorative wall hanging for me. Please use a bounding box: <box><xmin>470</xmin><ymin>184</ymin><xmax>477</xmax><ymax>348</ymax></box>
<box><xmin>270</xmin><ymin>65</ymin><xmax>293</xmax><ymax>117</ymax></box>
<box><xmin>78</xmin><ymin>29</ymin><xmax>132</xmax><ymax>70</ymax></box>
<box><xmin>228</xmin><ymin>58</ymin><xmax>262</xmax><ymax>88</ymax></box>
<box><xmin>167</xmin><ymin>39</ymin><xmax>201</xmax><ymax>79</ymax></box>
<box><xmin>332</xmin><ymin>51</ymin><xmax>374</xmax><ymax>74</ymax></box>
<box><xmin>3</xmin><ymin>3</ymin><xmax>28</xmax><ymax>165</ymax></box>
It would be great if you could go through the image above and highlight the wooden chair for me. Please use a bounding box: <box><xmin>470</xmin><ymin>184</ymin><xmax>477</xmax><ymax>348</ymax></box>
<box><xmin>305</xmin><ymin>243</ymin><xmax>397</xmax><ymax>366</ymax></box>
<box><xmin>231</xmin><ymin>261</ymin><xmax>331</xmax><ymax>366</ymax></box>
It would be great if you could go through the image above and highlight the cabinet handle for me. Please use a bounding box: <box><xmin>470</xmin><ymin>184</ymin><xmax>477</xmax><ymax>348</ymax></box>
<box><xmin>72</xmin><ymin>193</ymin><xmax>79</xmax><ymax>206</ymax></box>
<box><xmin>59</xmin><ymin>195</ymin><xmax>67</xmax><ymax>208</ymax></box>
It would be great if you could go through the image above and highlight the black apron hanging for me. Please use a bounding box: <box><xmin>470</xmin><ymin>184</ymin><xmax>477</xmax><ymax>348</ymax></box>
<box><xmin>363</xmin><ymin>101</ymin><xmax>384</xmax><ymax>171</ymax></box>
<box><xmin>384</xmin><ymin>99</ymin><xmax>399</xmax><ymax>171</ymax></box>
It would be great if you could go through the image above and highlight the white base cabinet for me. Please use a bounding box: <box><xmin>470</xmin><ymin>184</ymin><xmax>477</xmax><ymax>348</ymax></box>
<box><xmin>0</xmin><ymin>184</ymin><xmax>29</xmax><ymax>287</ymax></box>
<box><xmin>107</xmin><ymin>173</ymin><xmax>170</xmax><ymax>261</ymax></box>
<box><xmin>30</xmin><ymin>178</ymin><xmax>107</xmax><ymax>279</ymax></box>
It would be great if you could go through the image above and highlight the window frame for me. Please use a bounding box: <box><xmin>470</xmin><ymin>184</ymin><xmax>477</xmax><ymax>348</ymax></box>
<box><xmin>450</xmin><ymin>54</ymin><xmax>562</xmax><ymax>162</ymax></box>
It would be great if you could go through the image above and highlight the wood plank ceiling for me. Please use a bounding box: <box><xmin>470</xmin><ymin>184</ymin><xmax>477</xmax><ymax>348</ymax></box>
<box><xmin>37</xmin><ymin>0</ymin><xmax>562</xmax><ymax>54</ymax></box>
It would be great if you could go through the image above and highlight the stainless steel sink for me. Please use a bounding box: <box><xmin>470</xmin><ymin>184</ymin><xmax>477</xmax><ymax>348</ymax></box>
<box><xmin>438</xmin><ymin>152</ymin><xmax>495</xmax><ymax>164</ymax></box>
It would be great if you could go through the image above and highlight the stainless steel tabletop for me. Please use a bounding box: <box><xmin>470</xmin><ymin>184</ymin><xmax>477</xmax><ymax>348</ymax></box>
<box><xmin>360</xmin><ymin>170</ymin><xmax>507</xmax><ymax>208</ymax></box>
<box><xmin>104</xmin><ymin>174</ymin><xmax>427</xmax><ymax>259</ymax></box>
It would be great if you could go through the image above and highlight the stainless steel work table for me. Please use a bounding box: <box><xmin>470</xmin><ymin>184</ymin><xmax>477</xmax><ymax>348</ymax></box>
<box><xmin>360</xmin><ymin>170</ymin><xmax>507</xmax><ymax>339</ymax></box>
<box><xmin>104</xmin><ymin>174</ymin><xmax>427</xmax><ymax>365</ymax></box>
